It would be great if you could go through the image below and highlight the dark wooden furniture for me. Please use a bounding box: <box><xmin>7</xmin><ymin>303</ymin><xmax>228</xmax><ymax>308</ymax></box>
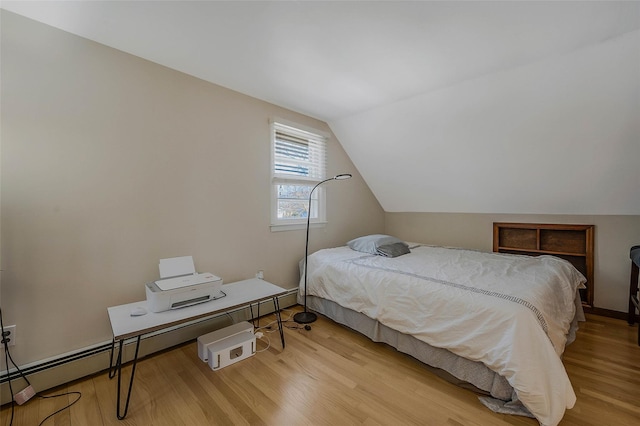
<box><xmin>493</xmin><ymin>222</ymin><xmax>594</xmax><ymax>309</ymax></box>
<box><xmin>628</xmin><ymin>245</ymin><xmax>640</xmax><ymax>345</ymax></box>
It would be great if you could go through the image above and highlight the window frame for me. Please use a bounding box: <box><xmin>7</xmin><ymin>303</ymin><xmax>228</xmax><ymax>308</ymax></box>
<box><xmin>270</xmin><ymin>119</ymin><xmax>329</xmax><ymax>232</ymax></box>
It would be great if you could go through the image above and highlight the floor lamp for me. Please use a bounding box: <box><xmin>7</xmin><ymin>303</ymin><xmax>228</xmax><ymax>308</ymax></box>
<box><xmin>294</xmin><ymin>173</ymin><xmax>352</xmax><ymax>325</ymax></box>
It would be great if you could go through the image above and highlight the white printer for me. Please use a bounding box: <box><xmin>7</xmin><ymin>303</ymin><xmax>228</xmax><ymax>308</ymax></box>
<box><xmin>145</xmin><ymin>256</ymin><xmax>224</xmax><ymax>313</ymax></box>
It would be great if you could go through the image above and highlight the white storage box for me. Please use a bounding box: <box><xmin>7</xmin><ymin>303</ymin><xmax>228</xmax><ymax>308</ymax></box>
<box><xmin>207</xmin><ymin>331</ymin><xmax>255</xmax><ymax>370</ymax></box>
<box><xmin>197</xmin><ymin>321</ymin><xmax>254</xmax><ymax>362</ymax></box>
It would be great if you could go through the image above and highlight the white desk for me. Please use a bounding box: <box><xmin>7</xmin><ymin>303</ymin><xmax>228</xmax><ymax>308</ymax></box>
<box><xmin>107</xmin><ymin>278</ymin><xmax>287</xmax><ymax>419</ymax></box>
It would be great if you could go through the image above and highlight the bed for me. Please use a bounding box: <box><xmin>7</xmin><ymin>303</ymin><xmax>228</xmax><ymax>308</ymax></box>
<box><xmin>297</xmin><ymin>236</ymin><xmax>586</xmax><ymax>426</ymax></box>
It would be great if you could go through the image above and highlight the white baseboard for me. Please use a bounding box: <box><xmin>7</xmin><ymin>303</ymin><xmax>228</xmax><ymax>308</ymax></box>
<box><xmin>1</xmin><ymin>293</ymin><xmax>297</xmax><ymax>405</ymax></box>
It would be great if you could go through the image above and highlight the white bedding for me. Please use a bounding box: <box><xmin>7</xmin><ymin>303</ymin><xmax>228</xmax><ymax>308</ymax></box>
<box><xmin>301</xmin><ymin>245</ymin><xmax>586</xmax><ymax>426</ymax></box>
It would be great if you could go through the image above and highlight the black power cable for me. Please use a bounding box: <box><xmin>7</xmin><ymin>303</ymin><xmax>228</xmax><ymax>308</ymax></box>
<box><xmin>1</xmin><ymin>307</ymin><xmax>82</xmax><ymax>425</ymax></box>
<box><xmin>1</xmin><ymin>307</ymin><xmax>18</xmax><ymax>425</ymax></box>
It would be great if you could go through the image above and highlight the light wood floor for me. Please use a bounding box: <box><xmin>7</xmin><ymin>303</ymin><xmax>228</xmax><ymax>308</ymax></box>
<box><xmin>2</xmin><ymin>307</ymin><xmax>640</xmax><ymax>425</ymax></box>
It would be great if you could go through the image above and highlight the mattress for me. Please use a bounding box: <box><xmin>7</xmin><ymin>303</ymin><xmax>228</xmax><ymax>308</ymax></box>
<box><xmin>298</xmin><ymin>244</ymin><xmax>586</xmax><ymax>426</ymax></box>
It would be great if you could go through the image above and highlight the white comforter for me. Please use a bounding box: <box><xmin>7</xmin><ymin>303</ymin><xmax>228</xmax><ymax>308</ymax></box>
<box><xmin>302</xmin><ymin>245</ymin><xmax>586</xmax><ymax>426</ymax></box>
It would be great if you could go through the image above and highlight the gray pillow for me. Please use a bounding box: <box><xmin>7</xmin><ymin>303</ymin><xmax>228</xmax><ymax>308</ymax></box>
<box><xmin>347</xmin><ymin>234</ymin><xmax>411</xmax><ymax>258</ymax></box>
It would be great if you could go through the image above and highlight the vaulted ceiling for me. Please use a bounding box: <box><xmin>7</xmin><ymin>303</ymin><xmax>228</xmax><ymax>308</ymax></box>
<box><xmin>3</xmin><ymin>1</ymin><xmax>639</xmax><ymax>214</ymax></box>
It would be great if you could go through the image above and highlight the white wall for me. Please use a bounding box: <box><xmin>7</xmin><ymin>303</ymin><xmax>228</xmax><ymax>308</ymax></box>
<box><xmin>0</xmin><ymin>11</ymin><xmax>384</xmax><ymax>368</ymax></box>
<box><xmin>331</xmin><ymin>29</ymin><xmax>640</xmax><ymax>215</ymax></box>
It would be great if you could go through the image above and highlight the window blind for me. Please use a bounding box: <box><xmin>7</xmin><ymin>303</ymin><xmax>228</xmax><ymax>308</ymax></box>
<box><xmin>273</xmin><ymin>122</ymin><xmax>326</xmax><ymax>183</ymax></box>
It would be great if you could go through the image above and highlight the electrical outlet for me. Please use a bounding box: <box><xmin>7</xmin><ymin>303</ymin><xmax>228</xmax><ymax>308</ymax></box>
<box><xmin>1</xmin><ymin>324</ymin><xmax>16</xmax><ymax>347</ymax></box>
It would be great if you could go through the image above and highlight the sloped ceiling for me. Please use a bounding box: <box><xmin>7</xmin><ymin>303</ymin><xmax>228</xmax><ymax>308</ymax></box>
<box><xmin>3</xmin><ymin>1</ymin><xmax>640</xmax><ymax>214</ymax></box>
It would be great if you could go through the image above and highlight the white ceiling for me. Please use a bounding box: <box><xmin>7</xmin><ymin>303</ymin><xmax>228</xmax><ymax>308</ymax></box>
<box><xmin>2</xmin><ymin>1</ymin><xmax>637</xmax><ymax>122</ymax></box>
<box><xmin>3</xmin><ymin>1</ymin><xmax>640</xmax><ymax>214</ymax></box>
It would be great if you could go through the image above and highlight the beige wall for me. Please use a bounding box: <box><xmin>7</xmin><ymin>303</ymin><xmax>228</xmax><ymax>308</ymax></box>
<box><xmin>386</xmin><ymin>212</ymin><xmax>640</xmax><ymax>313</ymax></box>
<box><xmin>0</xmin><ymin>12</ymin><xmax>385</xmax><ymax>367</ymax></box>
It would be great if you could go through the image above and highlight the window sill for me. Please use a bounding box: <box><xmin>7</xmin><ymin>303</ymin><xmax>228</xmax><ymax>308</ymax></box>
<box><xmin>270</xmin><ymin>221</ymin><xmax>328</xmax><ymax>232</ymax></box>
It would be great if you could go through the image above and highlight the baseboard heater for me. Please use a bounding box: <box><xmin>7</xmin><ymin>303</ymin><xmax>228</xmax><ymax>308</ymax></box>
<box><xmin>0</xmin><ymin>342</ymin><xmax>113</xmax><ymax>384</ymax></box>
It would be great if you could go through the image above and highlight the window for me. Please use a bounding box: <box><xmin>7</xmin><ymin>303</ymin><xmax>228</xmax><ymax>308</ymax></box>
<box><xmin>271</xmin><ymin>120</ymin><xmax>327</xmax><ymax>230</ymax></box>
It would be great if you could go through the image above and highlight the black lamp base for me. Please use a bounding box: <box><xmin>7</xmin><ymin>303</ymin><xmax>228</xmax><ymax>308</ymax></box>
<box><xmin>293</xmin><ymin>311</ymin><xmax>317</xmax><ymax>324</ymax></box>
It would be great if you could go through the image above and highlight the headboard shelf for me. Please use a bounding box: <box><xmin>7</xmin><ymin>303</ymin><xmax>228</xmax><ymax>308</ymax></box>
<box><xmin>493</xmin><ymin>222</ymin><xmax>594</xmax><ymax>309</ymax></box>
<box><xmin>496</xmin><ymin>247</ymin><xmax>588</xmax><ymax>258</ymax></box>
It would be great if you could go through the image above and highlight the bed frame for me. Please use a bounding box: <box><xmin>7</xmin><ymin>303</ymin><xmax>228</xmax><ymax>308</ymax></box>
<box><xmin>302</xmin><ymin>295</ymin><xmax>532</xmax><ymax>411</ymax></box>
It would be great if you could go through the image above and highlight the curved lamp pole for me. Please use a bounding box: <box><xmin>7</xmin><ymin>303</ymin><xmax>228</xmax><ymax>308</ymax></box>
<box><xmin>293</xmin><ymin>173</ymin><xmax>352</xmax><ymax>325</ymax></box>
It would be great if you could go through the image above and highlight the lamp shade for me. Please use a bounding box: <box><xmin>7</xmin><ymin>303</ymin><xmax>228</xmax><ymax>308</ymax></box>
<box><xmin>334</xmin><ymin>173</ymin><xmax>352</xmax><ymax>180</ymax></box>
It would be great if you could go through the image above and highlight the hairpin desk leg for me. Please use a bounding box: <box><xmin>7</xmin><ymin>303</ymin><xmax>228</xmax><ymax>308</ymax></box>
<box><xmin>109</xmin><ymin>335</ymin><xmax>141</xmax><ymax>420</ymax></box>
<box><xmin>249</xmin><ymin>303</ymin><xmax>256</xmax><ymax>328</ymax></box>
<box><xmin>248</xmin><ymin>302</ymin><xmax>261</xmax><ymax>329</ymax></box>
<box><xmin>108</xmin><ymin>338</ymin><xmax>117</xmax><ymax>379</ymax></box>
<box><xmin>273</xmin><ymin>296</ymin><xmax>285</xmax><ymax>349</ymax></box>
<box><xmin>257</xmin><ymin>302</ymin><xmax>261</xmax><ymax>328</ymax></box>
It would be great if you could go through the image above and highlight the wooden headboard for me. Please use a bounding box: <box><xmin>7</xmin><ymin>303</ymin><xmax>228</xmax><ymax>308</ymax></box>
<box><xmin>493</xmin><ymin>222</ymin><xmax>594</xmax><ymax>310</ymax></box>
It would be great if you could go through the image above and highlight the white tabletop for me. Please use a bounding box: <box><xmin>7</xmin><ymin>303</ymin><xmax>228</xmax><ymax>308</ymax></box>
<box><xmin>107</xmin><ymin>278</ymin><xmax>287</xmax><ymax>340</ymax></box>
